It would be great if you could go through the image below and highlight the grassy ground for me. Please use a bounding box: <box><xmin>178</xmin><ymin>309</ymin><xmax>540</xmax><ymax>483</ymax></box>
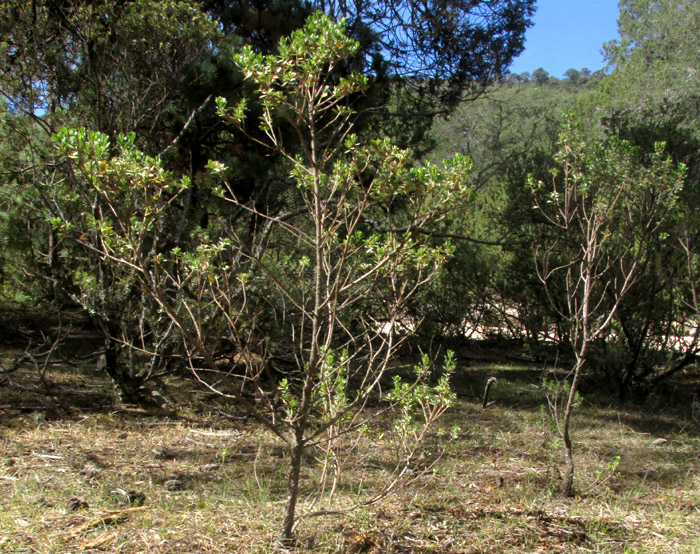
<box><xmin>1</xmin><ymin>347</ymin><xmax>699</xmax><ymax>553</ymax></box>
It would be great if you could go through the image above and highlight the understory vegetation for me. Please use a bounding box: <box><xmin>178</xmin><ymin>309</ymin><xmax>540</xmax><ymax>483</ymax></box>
<box><xmin>2</xmin><ymin>0</ymin><xmax>700</xmax><ymax>549</ymax></box>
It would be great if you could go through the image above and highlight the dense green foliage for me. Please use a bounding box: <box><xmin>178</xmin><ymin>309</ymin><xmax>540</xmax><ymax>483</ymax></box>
<box><xmin>416</xmin><ymin>0</ymin><xmax>700</xmax><ymax>402</ymax></box>
<box><xmin>0</xmin><ymin>0</ymin><xmax>533</xmax><ymax>400</ymax></box>
<box><xmin>417</xmin><ymin>73</ymin><xmax>598</xmax><ymax>345</ymax></box>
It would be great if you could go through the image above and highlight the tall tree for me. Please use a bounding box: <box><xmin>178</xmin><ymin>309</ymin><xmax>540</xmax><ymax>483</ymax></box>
<box><xmin>0</xmin><ymin>0</ymin><xmax>220</xmax><ymax>400</ymax></box>
<box><xmin>601</xmin><ymin>0</ymin><xmax>700</xmax><ymax>186</ymax></box>
<box><xmin>1</xmin><ymin>0</ymin><xmax>219</xmax><ymax>141</ymax></box>
<box><xmin>202</xmin><ymin>0</ymin><xmax>535</xmax><ymax>151</ymax></box>
<box><xmin>0</xmin><ymin>0</ymin><xmax>535</xmax><ymax>402</ymax></box>
<box><xmin>579</xmin><ymin>0</ymin><xmax>700</xmax><ymax>396</ymax></box>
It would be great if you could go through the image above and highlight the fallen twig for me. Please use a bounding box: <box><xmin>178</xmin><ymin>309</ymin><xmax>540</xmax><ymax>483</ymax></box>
<box><xmin>66</xmin><ymin>506</ymin><xmax>148</xmax><ymax>537</ymax></box>
<box><xmin>79</xmin><ymin>530</ymin><xmax>119</xmax><ymax>550</ymax></box>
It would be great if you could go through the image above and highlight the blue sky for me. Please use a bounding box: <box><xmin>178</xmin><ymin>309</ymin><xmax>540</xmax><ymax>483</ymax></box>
<box><xmin>508</xmin><ymin>0</ymin><xmax>621</xmax><ymax>78</ymax></box>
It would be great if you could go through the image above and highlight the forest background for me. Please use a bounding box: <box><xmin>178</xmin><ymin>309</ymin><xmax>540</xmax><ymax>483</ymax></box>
<box><xmin>1</xmin><ymin>0</ymin><xmax>700</xmax><ymax>551</ymax></box>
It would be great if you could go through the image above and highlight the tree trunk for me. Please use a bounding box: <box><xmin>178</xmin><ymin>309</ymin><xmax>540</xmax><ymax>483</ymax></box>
<box><xmin>281</xmin><ymin>439</ymin><xmax>305</xmax><ymax>543</ymax></box>
<box><xmin>103</xmin><ymin>334</ymin><xmax>144</xmax><ymax>403</ymax></box>
<box><xmin>99</xmin><ymin>317</ymin><xmax>145</xmax><ymax>404</ymax></box>
<box><xmin>561</xmin><ymin>356</ymin><xmax>584</xmax><ymax>497</ymax></box>
<box><xmin>562</xmin><ymin>424</ymin><xmax>575</xmax><ymax>497</ymax></box>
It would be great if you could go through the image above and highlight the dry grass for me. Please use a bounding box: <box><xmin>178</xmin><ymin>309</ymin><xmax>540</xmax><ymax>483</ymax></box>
<box><xmin>1</xmin><ymin>353</ymin><xmax>699</xmax><ymax>553</ymax></box>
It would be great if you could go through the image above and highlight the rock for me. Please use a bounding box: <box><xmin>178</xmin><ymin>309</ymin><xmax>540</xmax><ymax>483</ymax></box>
<box><xmin>651</xmin><ymin>438</ymin><xmax>668</xmax><ymax>447</ymax></box>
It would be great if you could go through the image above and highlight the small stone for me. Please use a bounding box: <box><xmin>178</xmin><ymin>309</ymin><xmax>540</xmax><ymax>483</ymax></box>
<box><xmin>651</xmin><ymin>438</ymin><xmax>668</xmax><ymax>447</ymax></box>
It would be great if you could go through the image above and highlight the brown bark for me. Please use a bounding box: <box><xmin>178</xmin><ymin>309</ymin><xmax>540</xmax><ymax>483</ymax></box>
<box><xmin>281</xmin><ymin>439</ymin><xmax>305</xmax><ymax>543</ymax></box>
